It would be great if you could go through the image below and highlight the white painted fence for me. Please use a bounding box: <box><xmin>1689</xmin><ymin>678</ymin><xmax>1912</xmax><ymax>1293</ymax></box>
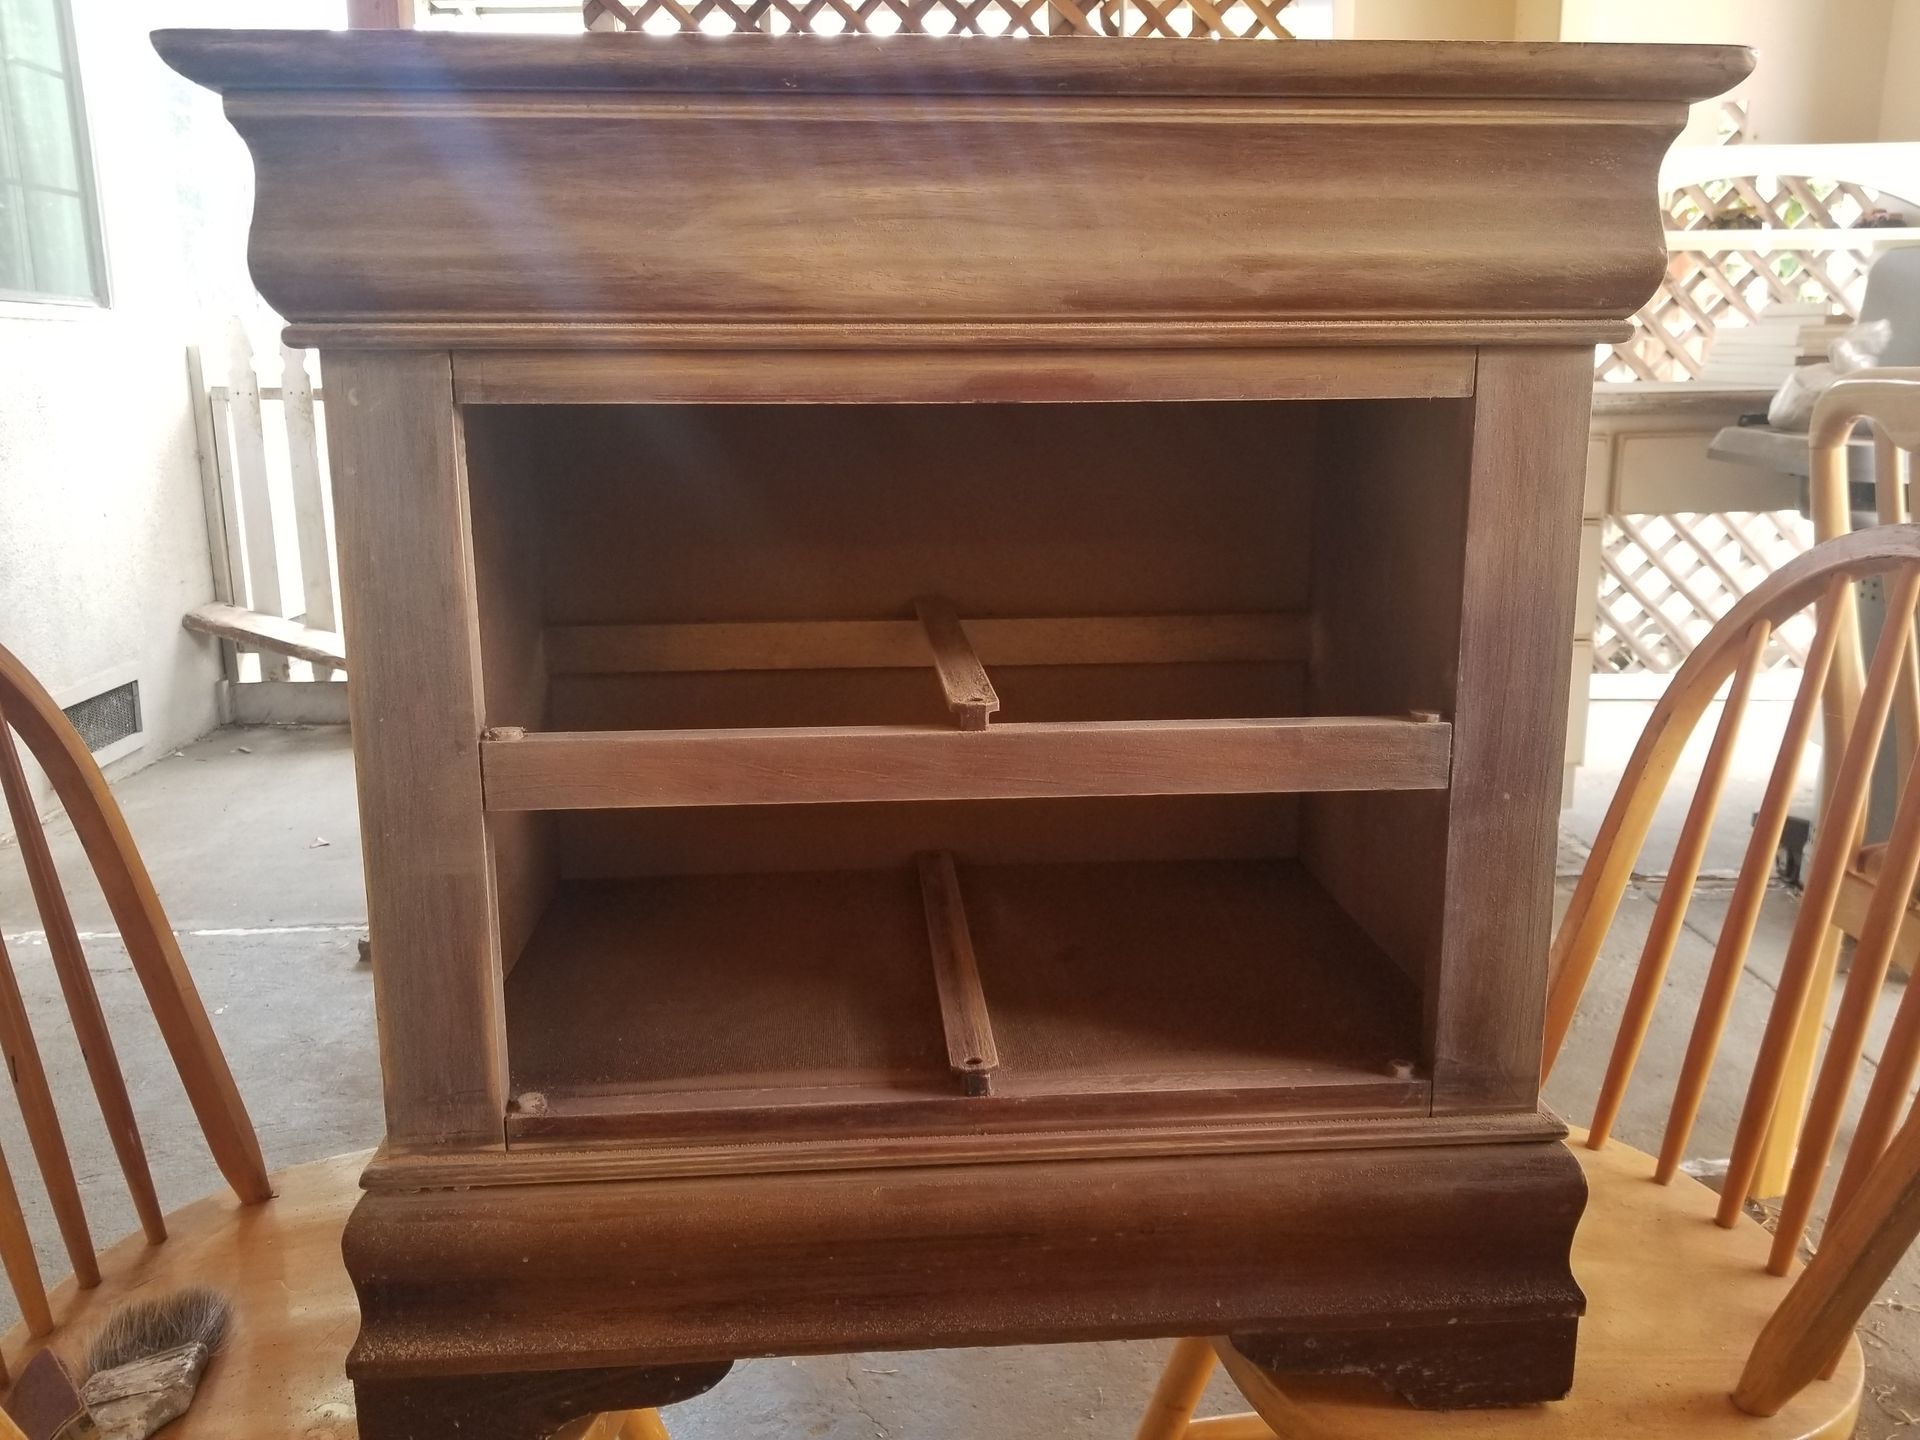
<box><xmin>186</xmin><ymin>322</ymin><xmax>348</xmax><ymax>725</ymax></box>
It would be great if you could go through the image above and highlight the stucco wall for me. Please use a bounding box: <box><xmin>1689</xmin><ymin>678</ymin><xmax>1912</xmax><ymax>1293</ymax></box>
<box><xmin>0</xmin><ymin>5</ymin><xmax>263</xmax><ymax>822</ymax></box>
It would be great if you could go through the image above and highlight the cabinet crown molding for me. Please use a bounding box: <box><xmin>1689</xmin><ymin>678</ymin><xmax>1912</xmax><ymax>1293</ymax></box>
<box><xmin>156</xmin><ymin>31</ymin><xmax>1751</xmax><ymax>351</ymax></box>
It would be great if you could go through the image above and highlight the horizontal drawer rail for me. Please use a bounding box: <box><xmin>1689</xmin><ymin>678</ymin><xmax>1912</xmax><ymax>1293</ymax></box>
<box><xmin>480</xmin><ymin>713</ymin><xmax>1452</xmax><ymax>810</ymax></box>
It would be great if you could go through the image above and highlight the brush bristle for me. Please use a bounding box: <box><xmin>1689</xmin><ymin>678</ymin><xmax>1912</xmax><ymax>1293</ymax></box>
<box><xmin>84</xmin><ymin>1287</ymin><xmax>230</xmax><ymax>1377</ymax></box>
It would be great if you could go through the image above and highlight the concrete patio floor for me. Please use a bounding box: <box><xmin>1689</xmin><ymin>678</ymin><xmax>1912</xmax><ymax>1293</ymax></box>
<box><xmin>0</xmin><ymin>709</ymin><xmax>1917</xmax><ymax>1436</ymax></box>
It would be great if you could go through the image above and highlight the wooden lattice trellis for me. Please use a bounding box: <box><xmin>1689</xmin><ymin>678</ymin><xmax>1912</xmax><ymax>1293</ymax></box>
<box><xmin>1598</xmin><ymin>175</ymin><xmax>1899</xmax><ymax>385</ymax></box>
<box><xmin>1594</xmin><ymin>511</ymin><xmax>1816</xmax><ymax>674</ymax></box>
<box><xmin>586</xmin><ymin>0</ymin><xmax>1297</xmax><ymax>37</ymax></box>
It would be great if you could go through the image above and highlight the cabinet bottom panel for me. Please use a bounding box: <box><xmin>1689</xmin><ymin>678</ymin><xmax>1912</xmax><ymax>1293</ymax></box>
<box><xmin>503</xmin><ymin>857</ymin><xmax>1427</xmax><ymax>1146</ymax></box>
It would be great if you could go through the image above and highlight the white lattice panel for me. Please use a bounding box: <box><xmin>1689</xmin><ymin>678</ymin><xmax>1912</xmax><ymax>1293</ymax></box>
<box><xmin>1594</xmin><ymin>511</ymin><xmax>1816</xmax><ymax>674</ymax></box>
<box><xmin>1598</xmin><ymin>175</ymin><xmax>1900</xmax><ymax>385</ymax></box>
<box><xmin>586</xmin><ymin>0</ymin><xmax>1299</xmax><ymax>35</ymax></box>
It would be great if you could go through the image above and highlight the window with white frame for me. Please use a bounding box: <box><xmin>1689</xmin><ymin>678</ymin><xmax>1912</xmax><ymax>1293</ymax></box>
<box><xmin>0</xmin><ymin>0</ymin><xmax>103</xmax><ymax>303</ymax></box>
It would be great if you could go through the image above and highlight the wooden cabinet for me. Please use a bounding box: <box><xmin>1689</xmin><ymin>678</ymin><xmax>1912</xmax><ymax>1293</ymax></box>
<box><xmin>157</xmin><ymin>30</ymin><xmax>1750</xmax><ymax>1439</ymax></box>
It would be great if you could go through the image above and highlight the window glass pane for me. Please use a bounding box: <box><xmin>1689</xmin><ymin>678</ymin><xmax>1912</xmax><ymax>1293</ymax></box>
<box><xmin>0</xmin><ymin>0</ymin><xmax>62</xmax><ymax>73</ymax></box>
<box><xmin>0</xmin><ymin>0</ymin><xmax>100</xmax><ymax>301</ymax></box>
<box><xmin>0</xmin><ymin>183</ymin><xmax>30</xmax><ymax>290</ymax></box>
<box><xmin>0</xmin><ymin>74</ymin><xmax>19</xmax><ymax>186</ymax></box>
<box><xmin>25</xmin><ymin>185</ymin><xmax>89</xmax><ymax>296</ymax></box>
<box><xmin>7</xmin><ymin>62</ymin><xmax>78</xmax><ymax>190</ymax></box>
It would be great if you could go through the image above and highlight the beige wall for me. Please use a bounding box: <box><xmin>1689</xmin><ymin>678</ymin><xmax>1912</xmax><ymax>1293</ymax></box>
<box><xmin>1560</xmin><ymin>0</ymin><xmax>1897</xmax><ymax>144</ymax></box>
<box><xmin>1511</xmin><ymin>0</ymin><xmax>1559</xmax><ymax>42</ymax></box>
<box><xmin>1334</xmin><ymin>0</ymin><xmax>1517</xmax><ymax>40</ymax></box>
<box><xmin>1885</xmin><ymin>0</ymin><xmax>1920</xmax><ymax>140</ymax></box>
<box><xmin>1337</xmin><ymin>0</ymin><xmax>1919</xmax><ymax>145</ymax></box>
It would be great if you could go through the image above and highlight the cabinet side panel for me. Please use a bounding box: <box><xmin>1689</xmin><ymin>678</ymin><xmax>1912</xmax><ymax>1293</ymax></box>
<box><xmin>466</xmin><ymin>411</ymin><xmax>556</xmax><ymax>976</ymax></box>
<box><xmin>1301</xmin><ymin>397</ymin><xmax>1471</xmax><ymax>1010</ymax></box>
<box><xmin>323</xmin><ymin>351</ymin><xmax>508</xmax><ymax>1146</ymax></box>
<box><xmin>1434</xmin><ymin>348</ymin><xmax>1592</xmax><ymax>1112</ymax></box>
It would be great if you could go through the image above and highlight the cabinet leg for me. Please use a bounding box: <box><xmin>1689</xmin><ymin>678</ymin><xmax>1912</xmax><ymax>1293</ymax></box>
<box><xmin>1229</xmin><ymin>1313</ymin><xmax>1580</xmax><ymax>1410</ymax></box>
<box><xmin>353</xmin><ymin>1361</ymin><xmax>731</xmax><ymax>1440</ymax></box>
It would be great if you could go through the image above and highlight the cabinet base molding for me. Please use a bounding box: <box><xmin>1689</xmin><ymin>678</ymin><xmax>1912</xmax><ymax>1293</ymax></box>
<box><xmin>344</xmin><ymin>1137</ymin><xmax>1587</xmax><ymax>1432</ymax></box>
<box><xmin>1231</xmin><ymin>1313</ymin><xmax>1582</xmax><ymax>1410</ymax></box>
<box><xmin>352</xmin><ymin>1362</ymin><xmax>730</xmax><ymax>1440</ymax></box>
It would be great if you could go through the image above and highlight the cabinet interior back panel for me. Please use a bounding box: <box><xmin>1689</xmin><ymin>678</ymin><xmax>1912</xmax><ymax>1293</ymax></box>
<box><xmin>485</xmin><ymin>401</ymin><xmax>1320</xmax><ymax>624</ymax></box>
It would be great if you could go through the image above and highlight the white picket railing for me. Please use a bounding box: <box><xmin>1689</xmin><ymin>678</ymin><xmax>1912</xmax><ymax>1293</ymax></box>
<box><xmin>186</xmin><ymin>321</ymin><xmax>348</xmax><ymax>725</ymax></box>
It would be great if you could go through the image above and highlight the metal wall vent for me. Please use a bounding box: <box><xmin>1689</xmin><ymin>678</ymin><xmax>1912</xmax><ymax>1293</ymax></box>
<box><xmin>62</xmin><ymin>680</ymin><xmax>141</xmax><ymax>754</ymax></box>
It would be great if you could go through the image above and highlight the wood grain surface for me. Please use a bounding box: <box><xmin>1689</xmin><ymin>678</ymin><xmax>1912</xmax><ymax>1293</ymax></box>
<box><xmin>321</xmin><ymin>354</ymin><xmax>509</xmax><ymax>1146</ymax></box>
<box><xmin>342</xmin><ymin>1137</ymin><xmax>1584</xmax><ymax>1379</ymax></box>
<box><xmin>149</xmin><ymin>25</ymin><xmax>1755</xmax><ymax>1427</ymax></box>
<box><xmin>150</xmin><ymin>33</ymin><xmax>1751</xmax><ymax>350</ymax></box>
<box><xmin>481</xmin><ymin>716</ymin><xmax>1452</xmax><ymax>810</ymax></box>
<box><xmin>154</xmin><ymin>31</ymin><xmax>1753</xmax><ymax>100</ymax></box>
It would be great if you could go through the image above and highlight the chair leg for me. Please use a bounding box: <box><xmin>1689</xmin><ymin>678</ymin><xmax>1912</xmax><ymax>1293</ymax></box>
<box><xmin>1212</xmin><ymin>1341</ymin><xmax>1346</xmax><ymax>1440</ymax></box>
<box><xmin>557</xmin><ymin>1413</ymin><xmax>668</xmax><ymax>1440</ymax></box>
<box><xmin>1185</xmin><ymin>1417</ymin><xmax>1276</xmax><ymax>1439</ymax></box>
<box><xmin>1135</xmin><ymin>1337</ymin><xmax>1219</xmax><ymax>1440</ymax></box>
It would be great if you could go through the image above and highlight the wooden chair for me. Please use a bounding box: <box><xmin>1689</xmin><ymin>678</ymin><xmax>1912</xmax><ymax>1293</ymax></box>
<box><xmin>1738</xmin><ymin>367</ymin><xmax>1920</xmax><ymax>1206</ymax></box>
<box><xmin>1812</xmin><ymin>367</ymin><xmax>1920</xmax><ymax>1027</ymax></box>
<box><xmin>0</xmin><ymin>640</ymin><xmax>668</xmax><ymax>1439</ymax></box>
<box><xmin>1126</xmin><ymin>525</ymin><xmax>1920</xmax><ymax>1440</ymax></box>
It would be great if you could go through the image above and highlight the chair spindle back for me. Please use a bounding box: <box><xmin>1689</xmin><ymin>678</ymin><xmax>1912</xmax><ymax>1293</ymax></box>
<box><xmin>1544</xmin><ymin>524</ymin><xmax>1920</xmax><ymax>1416</ymax></box>
<box><xmin>0</xmin><ymin>641</ymin><xmax>269</xmax><ymax>1373</ymax></box>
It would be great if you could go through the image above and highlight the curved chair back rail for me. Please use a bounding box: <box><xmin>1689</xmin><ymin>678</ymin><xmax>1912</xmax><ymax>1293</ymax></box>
<box><xmin>1543</xmin><ymin>525</ymin><xmax>1920</xmax><ymax>1413</ymax></box>
<box><xmin>1809</xmin><ymin>368</ymin><xmax>1920</xmax><ymax>809</ymax></box>
<box><xmin>0</xmin><ymin>645</ymin><xmax>671</xmax><ymax>1436</ymax></box>
<box><xmin>0</xmin><ymin>642</ymin><xmax>269</xmax><ymax>1370</ymax></box>
<box><xmin>1129</xmin><ymin>538</ymin><xmax>1919</xmax><ymax>1440</ymax></box>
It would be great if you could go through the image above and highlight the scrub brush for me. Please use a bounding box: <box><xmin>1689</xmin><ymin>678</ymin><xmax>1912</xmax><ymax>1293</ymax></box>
<box><xmin>78</xmin><ymin>1288</ymin><xmax>230</xmax><ymax>1440</ymax></box>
